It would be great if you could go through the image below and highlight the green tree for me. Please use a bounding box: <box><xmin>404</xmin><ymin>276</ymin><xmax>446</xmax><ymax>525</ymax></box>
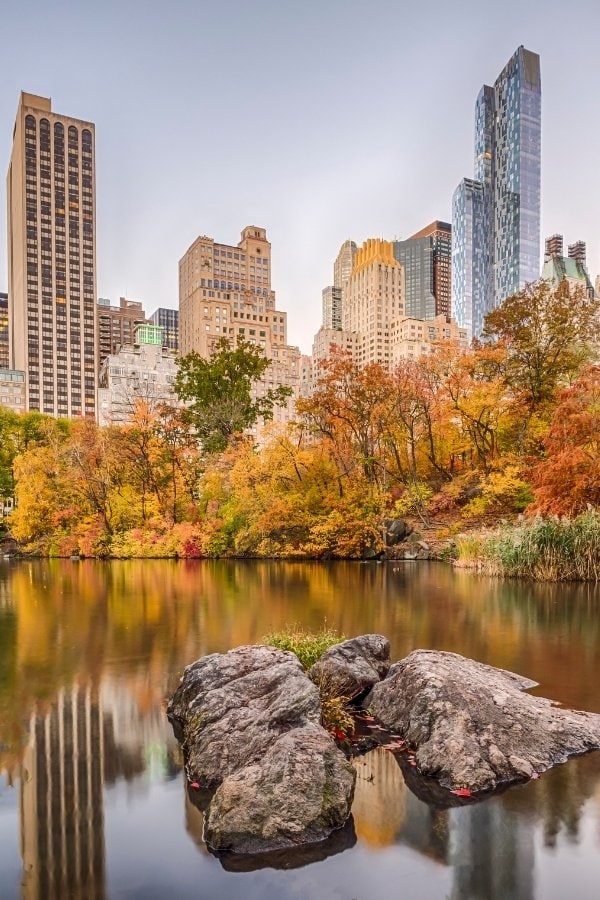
<box><xmin>482</xmin><ymin>280</ymin><xmax>600</xmax><ymax>414</ymax></box>
<box><xmin>175</xmin><ymin>338</ymin><xmax>292</xmax><ymax>452</ymax></box>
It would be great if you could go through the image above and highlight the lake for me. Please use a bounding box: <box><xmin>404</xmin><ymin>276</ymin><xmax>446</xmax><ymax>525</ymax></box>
<box><xmin>1</xmin><ymin>558</ymin><xmax>599</xmax><ymax>899</ymax></box>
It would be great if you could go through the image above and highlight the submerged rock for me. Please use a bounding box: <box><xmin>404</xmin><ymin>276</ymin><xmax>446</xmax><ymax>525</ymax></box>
<box><xmin>365</xmin><ymin>649</ymin><xmax>600</xmax><ymax>792</ymax></box>
<box><xmin>309</xmin><ymin>634</ymin><xmax>391</xmax><ymax>700</ymax></box>
<box><xmin>168</xmin><ymin>644</ymin><xmax>355</xmax><ymax>853</ymax></box>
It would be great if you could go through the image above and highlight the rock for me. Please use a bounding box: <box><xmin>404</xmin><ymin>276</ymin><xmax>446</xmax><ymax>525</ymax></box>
<box><xmin>365</xmin><ymin>649</ymin><xmax>600</xmax><ymax>792</ymax></box>
<box><xmin>168</xmin><ymin>644</ymin><xmax>355</xmax><ymax>854</ymax></box>
<box><xmin>309</xmin><ymin>634</ymin><xmax>391</xmax><ymax>700</ymax></box>
<box><xmin>384</xmin><ymin>518</ymin><xmax>412</xmax><ymax>546</ymax></box>
<box><xmin>168</xmin><ymin>645</ymin><xmax>321</xmax><ymax>786</ymax></box>
<box><xmin>204</xmin><ymin>723</ymin><xmax>355</xmax><ymax>854</ymax></box>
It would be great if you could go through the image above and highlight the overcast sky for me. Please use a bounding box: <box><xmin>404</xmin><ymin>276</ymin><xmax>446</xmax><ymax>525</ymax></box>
<box><xmin>1</xmin><ymin>0</ymin><xmax>599</xmax><ymax>353</ymax></box>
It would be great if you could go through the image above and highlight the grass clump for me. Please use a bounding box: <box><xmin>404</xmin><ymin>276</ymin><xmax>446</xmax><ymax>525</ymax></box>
<box><xmin>455</xmin><ymin>511</ymin><xmax>600</xmax><ymax>581</ymax></box>
<box><xmin>262</xmin><ymin>623</ymin><xmax>345</xmax><ymax>670</ymax></box>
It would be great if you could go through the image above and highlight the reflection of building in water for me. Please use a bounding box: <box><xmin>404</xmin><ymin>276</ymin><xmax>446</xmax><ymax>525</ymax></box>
<box><xmin>20</xmin><ymin>686</ymin><xmax>105</xmax><ymax>900</ymax></box>
<box><xmin>352</xmin><ymin>749</ymin><xmax>406</xmax><ymax>845</ymax></box>
<box><xmin>352</xmin><ymin>750</ymin><xmax>448</xmax><ymax>862</ymax></box>
<box><xmin>449</xmin><ymin>803</ymin><xmax>534</xmax><ymax>900</ymax></box>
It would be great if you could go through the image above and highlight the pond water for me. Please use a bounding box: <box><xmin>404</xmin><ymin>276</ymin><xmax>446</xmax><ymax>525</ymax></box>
<box><xmin>1</xmin><ymin>558</ymin><xmax>599</xmax><ymax>899</ymax></box>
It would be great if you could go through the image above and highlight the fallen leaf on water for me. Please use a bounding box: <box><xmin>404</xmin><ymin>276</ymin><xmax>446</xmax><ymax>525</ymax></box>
<box><xmin>530</xmin><ymin>772</ymin><xmax>540</xmax><ymax>780</ymax></box>
<box><xmin>450</xmin><ymin>788</ymin><xmax>472</xmax><ymax>797</ymax></box>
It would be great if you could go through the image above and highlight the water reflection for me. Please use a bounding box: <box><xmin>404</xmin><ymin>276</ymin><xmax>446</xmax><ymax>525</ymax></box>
<box><xmin>1</xmin><ymin>559</ymin><xmax>600</xmax><ymax>898</ymax></box>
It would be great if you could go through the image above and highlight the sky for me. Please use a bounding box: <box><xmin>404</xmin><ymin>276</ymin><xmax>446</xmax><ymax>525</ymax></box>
<box><xmin>1</xmin><ymin>0</ymin><xmax>599</xmax><ymax>354</ymax></box>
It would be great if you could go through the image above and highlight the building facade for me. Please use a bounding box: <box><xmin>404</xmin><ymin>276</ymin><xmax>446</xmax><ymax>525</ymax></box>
<box><xmin>0</xmin><ymin>368</ymin><xmax>26</xmax><ymax>413</ymax></box>
<box><xmin>390</xmin><ymin>314</ymin><xmax>468</xmax><ymax>365</ymax></box>
<box><xmin>0</xmin><ymin>292</ymin><xmax>8</xmax><ymax>369</ymax></box>
<box><xmin>452</xmin><ymin>47</ymin><xmax>541</xmax><ymax>338</ymax></box>
<box><xmin>97</xmin><ymin>324</ymin><xmax>178</xmax><ymax>426</ymax></box>
<box><xmin>97</xmin><ymin>296</ymin><xmax>148</xmax><ymax>370</ymax></box>
<box><xmin>541</xmin><ymin>234</ymin><xmax>595</xmax><ymax>298</ymax></box>
<box><xmin>394</xmin><ymin>222</ymin><xmax>451</xmax><ymax>321</ymax></box>
<box><xmin>149</xmin><ymin>307</ymin><xmax>179</xmax><ymax>352</ymax></box>
<box><xmin>343</xmin><ymin>238</ymin><xmax>405</xmax><ymax>368</ymax></box>
<box><xmin>178</xmin><ymin>226</ymin><xmax>300</xmax><ymax>430</ymax></box>
<box><xmin>7</xmin><ymin>92</ymin><xmax>97</xmax><ymax>418</ymax></box>
<box><xmin>321</xmin><ymin>285</ymin><xmax>342</xmax><ymax>330</ymax></box>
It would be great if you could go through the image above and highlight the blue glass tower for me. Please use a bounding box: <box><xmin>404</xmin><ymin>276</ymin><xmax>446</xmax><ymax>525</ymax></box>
<box><xmin>452</xmin><ymin>47</ymin><xmax>541</xmax><ymax>339</ymax></box>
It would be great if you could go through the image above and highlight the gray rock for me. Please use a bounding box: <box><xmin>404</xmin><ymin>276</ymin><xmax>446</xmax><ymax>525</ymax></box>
<box><xmin>365</xmin><ymin>649</ymin><xmax>600</xmax><ymax>792</ymax></box>
<box><xmin>384</xmin><ymin>518</ymin><xmax>412</xmax><ymax>545</ymax></box>
<box><xmin>204</xmin><ymin>723</ymin><xmax>355</xmax><ymax>853</ymax></box>
<box><xmin>168</xmin><ymin>644</ymin><xmax>355</xmax><ymax>853</ymax></box>
<box><xmin>168</xmin><ymin>644</ymin><xmax>321</xmax><ymax>786</ymax></box>
<box><xmin>309</xmin><ymin>634</ymin><xmax>391</xmax><ymax>700</ymax></box>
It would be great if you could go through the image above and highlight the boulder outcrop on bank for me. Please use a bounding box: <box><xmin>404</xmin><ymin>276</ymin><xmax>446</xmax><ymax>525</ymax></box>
<box><xmin>309</xmin><ymin>634</ymin><xmax>391</xmax><ymax>700</ymax></box>
<box><xmin>167</xmin><ymin>644</ymin><xmax>355</xmax><ymax>854</ymax></box>
<box><xmin>366</xmin><ymin>649</ymin><xmax>600</xmax><ymax>792</ymax></box>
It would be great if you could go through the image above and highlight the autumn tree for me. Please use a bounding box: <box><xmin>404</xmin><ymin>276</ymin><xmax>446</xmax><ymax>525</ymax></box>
<box><xmin>483</xmin><ymin>280</ymin><xmax>600</xmax><ymax>414</ymax></box>
<box><xmin>175</xmin><ymin>338</ymin><xmax>292</xmax><ymax>453</ymax></box>
<box><xmin>530</xmin><ymin>365</ymin><xmax>600</xmax><ymax>516</ymax></box>
<box><xmin>296</xmin><ymin>348</ymin><xmax>391</xmax><ymax>492</ymax></box>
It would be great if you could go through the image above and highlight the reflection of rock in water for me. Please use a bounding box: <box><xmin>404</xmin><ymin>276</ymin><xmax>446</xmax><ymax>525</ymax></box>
<box><xmin>184</xmin><ymin>788</ymin><xmax>210</xmax><ymax>855</ymax></box>
<box><xmin>20</xmin><ymin>686</ymin><xmax>105</xmax><ymax>900</ymax></box>
<box><xmin>213</xmin><ymin>818</ymin><xmax>357</xmax><ymax>872</ymax></box>
<box><xmin>449</xmin><ymin>803</ymin><xmax>534</xmax><ymax>900</ymax></box>
<box><xmin>352</xmin><ymin>749</ymin><xmax>406</xmax><ymax>846</ymax></box>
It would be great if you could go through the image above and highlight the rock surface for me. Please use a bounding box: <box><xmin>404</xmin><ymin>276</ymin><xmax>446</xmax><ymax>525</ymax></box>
<box><xmin>205</xmin><ymin>723</ymin><xmax>356</xmax><ymax>854</ymax></box>
<box><xmin>168</xmin><ymin>644</ymin><xmax>355</xmax><ymax>853</ymax></box>
<box><xmin>366</xmin><ymin>649</ymin><xmax>600</xmax><ymax>792</ymax></box>
<box><xmin>309</xmin><ymin>634</ymin><xmax>391</xmax><ymax>699</ymax></box>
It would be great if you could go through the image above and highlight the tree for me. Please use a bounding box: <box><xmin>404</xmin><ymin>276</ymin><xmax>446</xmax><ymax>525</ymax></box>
<box><xmin>530</xmin><ymin>365</ymin><xmax>600</xmax><ymax>516</ymax></box>
<box><xmin>175</xmin><ymin>338</ymin><xmax>292</xmax><ymax>452</ymax></box>
<box><xmin>483</xmin><ymin>280</ymin><xmax>600</xmax><ymax>414</ymax></box>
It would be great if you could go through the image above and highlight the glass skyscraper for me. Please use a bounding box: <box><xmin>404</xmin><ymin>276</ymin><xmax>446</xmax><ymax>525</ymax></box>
<box><xmin>452</xmin><ymin>46</ymin><xmax>541</xmax><ymax>339</ymax></box>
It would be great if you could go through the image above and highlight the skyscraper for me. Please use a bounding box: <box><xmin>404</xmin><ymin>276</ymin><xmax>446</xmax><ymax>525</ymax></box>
<box><xmin>393</xmin><ymin>221</ymin><xmax>452</xmax><ymax>321</ymax></box>
<box><xmin>7</xmin><ymin>93</ymin><xmax>97</xmax><ymax>418</ymax></box>
<box><xmin>178</xmin><ymin>226</ymin><xmax>300</xmax><ymax>429</ymax></box>
<box><xmin>452</xmin><ymin>47</ymin><xmax>541</xmax><ymax>338</ymax></box>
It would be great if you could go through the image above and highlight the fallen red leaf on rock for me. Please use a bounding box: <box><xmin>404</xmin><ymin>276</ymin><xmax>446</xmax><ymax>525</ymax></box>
<box><xmin>189</xmin><ymin>782</ymin><xmax>201</xmax><ymax>789</ymax></box>
<box><xmin>450</xmin><ymin>788</ymin><xmax>472</xmax><ymax>797</ymax></box>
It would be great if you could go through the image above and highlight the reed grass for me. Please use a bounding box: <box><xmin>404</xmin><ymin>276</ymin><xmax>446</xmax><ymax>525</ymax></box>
<box><xmin>455</xmin><ymin>511</ymin><xmax>600</xmax><ymax>581</ymax></box>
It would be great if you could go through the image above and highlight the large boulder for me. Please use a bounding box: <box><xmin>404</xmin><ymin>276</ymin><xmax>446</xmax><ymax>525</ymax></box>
<box><xmin>205</xmin><ymin>723</ymin><xmax>355</xmax><ymax>853</ymax></box>
<box><xmin>309</xmin><ymin>634</ymin><xmax>391</xmax><ymax>700</ymax></box>
<box><xmin>168</xmin><ymin>644</ymin><xmax>355</xmax><ymax>853</ymax></box>
<box><xmin>168</xmin><ymin>644</ymin><xmax>321</xmax><ymax>786</ymax></box>
<box><xmin>366</xmin><ymin>649</ymin><xmax>600</xmax><ymax>792</ymax></box>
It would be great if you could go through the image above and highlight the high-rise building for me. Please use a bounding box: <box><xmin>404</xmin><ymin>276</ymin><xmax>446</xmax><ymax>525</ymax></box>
<box><xmin>97</xmin><ymin>296</ymin><xmax>148</xmax><ymax>370</ymax></box>
<box><xmin>0</xmin><ymin>292</ymin><xmax>8</xmax><ymax>369</ymax></box>
<box><xmin>321</xmin><ymin>285</ymin><xmax>342</xmax><ymax>330</ymax></box>
<box><xmin>452</xmin><ymin>47</ymin><xmax>541</xmax><ymax>338</ymax></box>
<box><xmin>411</xmin><ymin>221</ymin><xmax>452</xmax><ymax>319</ymax></box>
<box><xmin>393</xmin><ymin>222</ymin><xmax>452</xmax><ymax>321</ymax></box>
<box><xmin>333</xmin><ymin>240</ymin><xmax>358</xmax><ymax>293</ymax></box>
<box><xmin>179</xmin><ymin>226</ymin><xmax>300</xmax><ymax>429</ymax></box>
<box><xmin>343</xmin><ymin>239</ymin><xmax>405</xmax><ymax>368</ymax></box>
<box><xmin>7</xmin><ymin>92</ymin><xmax>97</xmax><ymax>418</ymax></box>
<box><xmin>149</xmin><ymin>307</ymin><xmax>179</xmax><ymax>352</ymax></box>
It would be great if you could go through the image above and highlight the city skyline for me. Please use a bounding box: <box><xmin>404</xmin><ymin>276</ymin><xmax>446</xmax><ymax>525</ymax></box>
<box><xmin>0</xmin><ymin>1</ymin><xmax>599</xmax><ymax>353</ymax></box>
